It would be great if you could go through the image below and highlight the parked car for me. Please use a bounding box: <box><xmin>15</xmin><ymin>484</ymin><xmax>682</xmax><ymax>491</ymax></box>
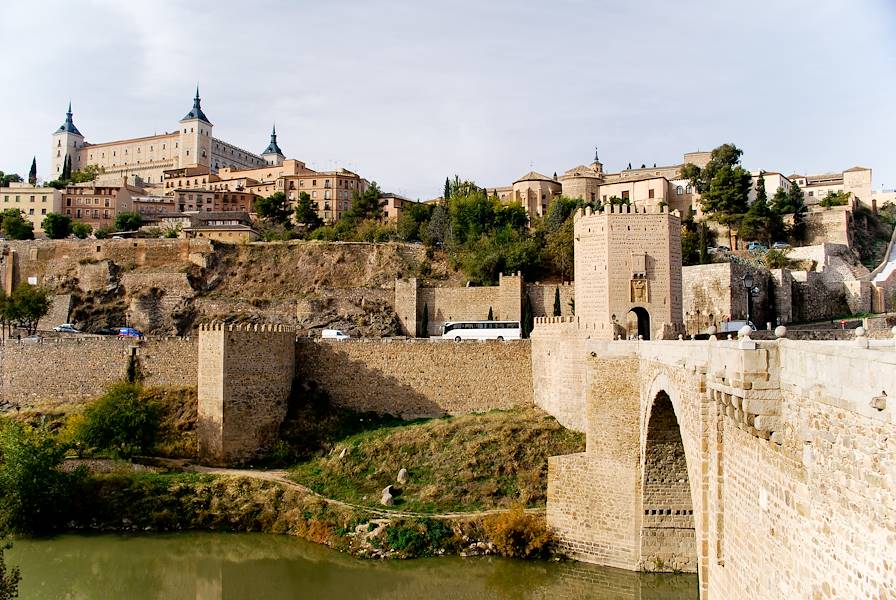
<box><xmin>117</xmin><ymin>327</ymin><xmax>142</xmax><ymax>338</ymax></box>
<box><xmin>771</xmin><ymin>241</ymin><xmax>791</xmax><ymax>249</ymax></box>
<box><xmin>747</xmin><ymin>242</ymin><xmax>768</xmax><ymax>252</ymax></box>
<box><xmin>21</xmin><ymin>335</ymin><xmax>42</xmax><ymax>344</ymax></box>
<box><xmin>321</xmin><ymin>329</ymin><xmax>350</xmax><ymax>341</ymax></box>
<box><xmin>53</xmin><ymin>323</ymin><xmax>80</xmax><ymax>333</ymax></box>
<box><xmin>716</xmin><ymin>245</ymin><xmax>730</xmax><ymax>252</ymax></box>
<box><xmin>718</xmin><ymin>320</ymin><xmax>757</xmax><ymax>333</ymax></box>
<box><xmin>96</xmin><ymin>327</ymin><xmax>121</xmax><ymax>336</ymax></box>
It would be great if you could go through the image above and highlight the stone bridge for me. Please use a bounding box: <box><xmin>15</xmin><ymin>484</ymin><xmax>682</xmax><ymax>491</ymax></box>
<box><xmin>533</xmin><ymin>324</ymin><xmax>896</xmax><ymax>599</ymax></box>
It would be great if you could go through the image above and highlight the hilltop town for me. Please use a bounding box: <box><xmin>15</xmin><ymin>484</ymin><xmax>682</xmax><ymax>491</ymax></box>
<box><xmin>0</xmin><ymin>91</ymin><xmax>893</xmax><ymax>600</ymax></box>
<box><xmin>0</xmin><ymin>90</ymin><xmax>892</xmax><ymax>340</ymax></box>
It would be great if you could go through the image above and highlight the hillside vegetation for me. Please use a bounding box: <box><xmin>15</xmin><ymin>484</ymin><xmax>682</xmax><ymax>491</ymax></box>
<box><xmin>288</xmin><ymin>408</ymin><xmax>585</xmax><ymax>513</ymax></box>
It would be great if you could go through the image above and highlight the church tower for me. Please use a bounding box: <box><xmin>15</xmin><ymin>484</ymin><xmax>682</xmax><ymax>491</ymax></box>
<box><xmin>51</xmin><ymin>102</ymin><xmax>85</xmax><ymax>177</ymax></box>
<box><xmin>178</xmin><ymin>87</ymin><xmax>213</xmax><ymax>169</ymax></box>
<box><xmin>590</xmin><ymin>147</ymin><xmax>604</xmax><ymax>176</ymax></box>
<box><xmin>261</xmin><ymin>124</ymin><xmax>285</xmax><ymax>166</ymax></box>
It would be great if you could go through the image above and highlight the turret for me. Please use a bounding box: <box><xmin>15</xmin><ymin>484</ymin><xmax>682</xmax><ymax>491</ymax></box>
<box><xmin>178</xmin><ymin>86</ymin><xmax>213</xmax><ymax>169</ymax></box>
<box><xmin>51</xmin><ymin>102</ymin><xmax>85</xmax><ymax>177</ymax></box>
<box><xmin>590</xmin><ymin>146</ymin><xmax>603</xmax><ymax>176</ymax></box>
<box><xmin>261</xmin><ymin>124</ymin><xmax>285</xmax><ymax>166</ymax></box>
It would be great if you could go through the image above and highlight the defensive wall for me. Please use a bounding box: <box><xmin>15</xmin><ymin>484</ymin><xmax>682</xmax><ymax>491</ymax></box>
<box><xmin>394</xmin><ymin>274</ymin><xmax>574</xmax><ymax>337</ymax></box>
<box><xmin>294</xmin><ymin>338</ymin><xmax>532</xmax><ymax>418</ymax></box>
<box><xmin>0</xmin><ymin>336</ymin><xmax>197</xmax><ymax>408</ymax></box>
<box><xmin>535</xmin><ymin>319</ymin><xmax>896</xmax><ymax>599</ymax></box>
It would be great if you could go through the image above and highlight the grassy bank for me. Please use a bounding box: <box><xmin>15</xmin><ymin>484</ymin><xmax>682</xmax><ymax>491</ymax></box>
<box><xmin>287</xmin><ymin>408</ymin><xmax>584</xmax><ymax>514</ymax></box>
<box><xmin>72</xmin><ymin>470</ymin><xmax>552</xmax><ymax>559</ymax></box>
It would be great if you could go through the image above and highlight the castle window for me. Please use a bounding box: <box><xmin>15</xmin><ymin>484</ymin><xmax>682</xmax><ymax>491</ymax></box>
<box><xmin>622</xmin><ymin>190</ymin><xmax>630</xmax><ymax>200</ymax></box>
<box><xmin>676</xmin><ymin>186</ymin><xmax>683</xmax><ymax>194</ymax></box>
<box><xmin>686</xmin><ymin>185</ymin><xmax>692</xmax><ymax>193</ymax></box>
<box><xmin>648</xmin><ymin>189</ymin><xmax>655</xmax><ymax>199</ymax></box>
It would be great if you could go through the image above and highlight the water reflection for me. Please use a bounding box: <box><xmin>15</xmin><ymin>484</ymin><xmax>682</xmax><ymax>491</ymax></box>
<box><xmin>8</xmin><ymin>533</ymin><xmax>697</xmax><ymax>600</ymax></box>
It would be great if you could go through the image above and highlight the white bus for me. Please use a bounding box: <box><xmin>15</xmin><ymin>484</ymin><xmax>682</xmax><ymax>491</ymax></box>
<box><xmin>441</xmin><ymin>320</ymin><xmax>522</xmax><ymax>341</ymax></box>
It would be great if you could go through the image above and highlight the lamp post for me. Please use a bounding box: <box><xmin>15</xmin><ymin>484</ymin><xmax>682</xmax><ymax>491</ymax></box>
<box><xmin>742</xmin><ymin>273</ymin><xmax>754</xmax><ymax>326</ymax></box>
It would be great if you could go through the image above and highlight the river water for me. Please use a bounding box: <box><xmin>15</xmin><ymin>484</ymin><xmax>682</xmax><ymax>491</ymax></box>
<box><xmin>8</xmin><ymin>533</ymin><xmax>697</xmax><ymax>599</ymax></box>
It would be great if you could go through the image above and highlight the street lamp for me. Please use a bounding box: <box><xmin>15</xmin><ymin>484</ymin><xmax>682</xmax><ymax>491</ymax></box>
<box><xmin>742</xmin><ymin>273</ymin><xmax>756</xmax><ymax>327</ymax></box>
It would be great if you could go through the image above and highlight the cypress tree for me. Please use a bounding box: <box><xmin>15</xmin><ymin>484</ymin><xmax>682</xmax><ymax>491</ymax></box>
<box><xmin>553</xmin><ymin>287</ymin><xmax>561</xmax><ymax>316</ymax></box>
<box><xmin>28</xmin><ymin>157</ymin><xmax>37</xmax><ymax>185</ymax></box>
<box><xmin>487</xmin><ymin>306</ymin><xmax>493</xmax><ymax>320</ymax></box>
<box><xmin>421</xmin><ymin>303</ymin><xmax>429</xmax><ymax>338</ymax></box>
<box><xmin>443</xmin><ymin>177</ymin><xmax>450</xmax><ymax>202</ymax></box>
<box><xmin>522</xmin><ymin>295</ymin><xmax>534</xmax><ymax>338</ymax></box>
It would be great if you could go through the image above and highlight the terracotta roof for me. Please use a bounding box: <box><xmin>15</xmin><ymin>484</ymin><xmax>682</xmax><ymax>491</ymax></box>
<box><xmin>513</xmin><ymin>171</ymin><xmax>555</xmax><ymax>184</ymax></box>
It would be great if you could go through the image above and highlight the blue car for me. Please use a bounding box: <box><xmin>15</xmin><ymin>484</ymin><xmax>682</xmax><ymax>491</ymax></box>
<box><xmin>117</xmin><ymin>327</ymin><xmax>142</xmax><ymax>338</ymax></box>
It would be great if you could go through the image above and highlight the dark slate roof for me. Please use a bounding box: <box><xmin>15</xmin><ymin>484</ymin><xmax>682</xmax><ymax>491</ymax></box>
<box><xmin>261</xmin><ymin>125</ymin><xmax>284</xmax><ymax>156</ymax></box>
<box><xmin>57</xmin><ymin>102</ymin><xmax>82</xmax><ymax>135</ymax></box>
<box><xmin>181</xmin><ymin>87</ymin><xmax>211</xmax><ymax>124</ymax></box>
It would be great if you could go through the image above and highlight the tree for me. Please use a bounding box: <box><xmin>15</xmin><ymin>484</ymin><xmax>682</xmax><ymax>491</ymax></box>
<box><xmin>427</xmin><ymin>204</ymin><xmax>449</xmax><ymax>245</ymax></box>
<box><xmin>421</xmin><ymin>303</ymin><xmax>429</xmax><ymax>338</ymax></box>
<box><xmin>820</xmin><ymin>190</ymin><xmax>850</xmax><ymax>207</ymax></box>
<box><xmin>682</xmin><ymin>143</ymin><xmax>751</xmax><ymax>246</ymax></box>
<box><xmin>72</xmin><ymin>221</ymin><xmax>93</xmax><ymax>239</ymax></box>
<box><xmin>94</xmin><ymin>226</ymin><xmax>114</xmax><ymax>239</ymax></box>
<box><xmin>60</xmin><ymin>155</ymin><xmax>72</xmax><ymax>181</ymax></box>
<box><xmin>544</xmin><ymin>196</ymin><xmax>579</xmax><ymax>232</ymax></box>
<box><xmin>72</xmin><ymin>383</ymin><xmax>160</xmax><ymax>458</ymax></box>
<box><xmin>543</xmin><ymin>218</ymin><xmax>574</xmax><ymax>280</ymax></box>
<box><xmin>70</xmin><ymin>164</ymin><xmax>104</xmax><ymax>184</ymax></box>
<box><xmin>740</xmin><ymin>174</ymin><xmax>783</xmax><ymax>245</ymax></box>
<box><xmin>522</xmin><ymin>295</ymin><xmax>534</xmax><ymax>338</ymax></box>
<box><xmin>0</xmin><ymin>172</ymin><xmax>22</xmax><ymax>187</ymax></box>
<box><xmin>254</xmin><ymin>192</ymin><xmax>292</xmax><ymax>226</ymax></box>
<box><xmin>0</xmin><ymin>420</ymin><xmax>76</xmax><ymax>534</ymax></box>
<box><xmin>28</xmin><ymin>157</ymin><xmax>37</xmax><ymax>185</ymax></box>
<box><xmin>0</xmin><ymin>542</ymin><xmax>20</xmax><ymax>599</ymax></box>
<box><xmin>42</xmin><ymin>213</ymin><xmax>72</xmax><ymax>239</ymax></box>
<box><xmin>396</xmin><ymin>202</ymin><xmax>432</xmax><ymax>242</ymax></box>
<box><xmin>7</xmin><ymin>283</ymin><xmax>51</xmax><ymax>335</ymax></box>
<box><xmin>443</xmin><ymin>177</ymin><xmax>450</xmax><ymax>202</ymax></box>
<box><xmin>0</xmin><ymin>209</ymin><xmax>33</xmax><ymax>240</ymax></box>
<box><xmin>487</xmin><ymin>306</ymin><xmax>494</xmax><ymax>320</ymax></box>
<box><xmin>553</xmin><ymin>287</ymin><xmax>561</xmax><ymax>316</ymax></box>
<box><xmin>114</xmin><ymin>211</ymin><xmax>142</xmax><ymax>232</ymax></box>
<box><xmin>771</xmin><ymin>181</ymin><xmax>808</xmax><ymax>242</ymax></box>
<box><xmin>344</xmin><ymin>182</ymin><xmax>385</xmax><ymax>223</ymax></box>
<box><xmin>294</xmin><ymin>192</ymin><xmax>322</xmax><ymax>230</ymax></box>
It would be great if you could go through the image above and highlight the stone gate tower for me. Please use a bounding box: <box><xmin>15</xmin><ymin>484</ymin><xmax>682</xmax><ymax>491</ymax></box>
<box><xmin>573</xmin><ymin>204</ymin><xmax>683</xmax><ymax>340</ymax></box>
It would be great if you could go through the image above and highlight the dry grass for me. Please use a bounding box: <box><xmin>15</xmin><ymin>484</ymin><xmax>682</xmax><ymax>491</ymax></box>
<box><xmin>288</xmin><ymin>408</ymin><xmax>584</xmax><ymax>514</ymax></box>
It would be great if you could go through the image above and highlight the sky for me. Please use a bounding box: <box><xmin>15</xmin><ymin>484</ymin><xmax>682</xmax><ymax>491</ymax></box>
<box><xmin>1</xmin><ymin>0</ymin><xmax>894</xmax><ymax>200</ymax></box>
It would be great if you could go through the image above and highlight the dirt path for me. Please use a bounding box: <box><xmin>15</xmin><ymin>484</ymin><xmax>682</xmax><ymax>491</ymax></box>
<box><xmin>186</xmin><ymin>465</ymin><xmax>544</xmax><ymax>520</ymax></box>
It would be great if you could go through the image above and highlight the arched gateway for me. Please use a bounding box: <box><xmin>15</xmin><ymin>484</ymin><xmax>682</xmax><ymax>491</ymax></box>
<box><xmin>640</xmin><ymin>390</ymin><xmax>697</xmax><ymax>572</ymax></box>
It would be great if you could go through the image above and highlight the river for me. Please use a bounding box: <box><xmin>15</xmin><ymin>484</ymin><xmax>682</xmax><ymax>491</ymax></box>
<box><xmin>7</xmin><ymin>533</ymin><xmax>697</xmax><ymax>599</ymax></box>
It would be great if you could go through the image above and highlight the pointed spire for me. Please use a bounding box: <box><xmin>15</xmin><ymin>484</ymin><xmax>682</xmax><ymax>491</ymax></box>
<box><xmin>56</xmin><ymin>101</ymin><xmax>82</xmax><ymax>136</ymax></box>
<box><xmin>593</xmin><ymin>146</ymin><xmax>599</xmax><ymax>162</ymax></box>
<box><xmin>262</xmin><ymin>123</ymin><xmax>284</xmax><ymax>157</ymax></box>
<box><xmin>182</xmin><ymin>85</ymin><xmax>211</xmax><ymax>124</ymax></box>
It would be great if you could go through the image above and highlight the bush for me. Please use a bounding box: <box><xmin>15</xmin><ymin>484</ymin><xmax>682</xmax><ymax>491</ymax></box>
<box><xmin>75</xmin><ymin>383</ymin><xmax>161</xmax><ymax>457</ymax></box>
<box><xmin>72</xmin><ymin>221</ymin><xmax>93</xmax><ymax>239</ymax></box>
<box><xmin>384</xmin><ymin>518</ymin><xmax>456</xmax><ymax>557</ymax></box>
<box><xmin>482</xmin><ymin>507</ymin><xmax>553</xmax><ymax>559</ymax></box>
<box><xmin>0</xmin><ymin>542</ymin><xmax>19</xmax><ymax>600</ymax></box>
<box><xmin>0</xmin><ymin>420</ymin><xmax>80</xmax><ymax>534</ymax></box>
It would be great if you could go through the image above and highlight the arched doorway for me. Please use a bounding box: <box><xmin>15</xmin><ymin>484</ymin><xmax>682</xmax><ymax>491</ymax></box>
<box><xmin>625</xmin><ymin>307</ymin><xmax>651</xmax><ymax>340</ymax></box>
<box><xmin>640</xmin><ymin>391</ymin><xmax>697</xmax><ymax>573</ymax></box>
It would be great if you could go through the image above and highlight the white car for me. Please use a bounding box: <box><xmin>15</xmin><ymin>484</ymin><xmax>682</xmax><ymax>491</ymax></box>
<box><xmin>321</xmin><ymin>329</ymin><xmax>350</xmax><ymax>341</ymax></box>
<box><xmin>53</xmin><ymin>323</ymin><xmax>80</xmax><ymax>333</ymax></box>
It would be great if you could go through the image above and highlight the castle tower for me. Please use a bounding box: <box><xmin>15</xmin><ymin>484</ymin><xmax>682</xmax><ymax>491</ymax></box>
<box><xmin>590</xmin><ymin>147</ymin><xmax>603</xmax><ymax>176</ymax></box>
<box><xmin>573</xmin><ymin>204</ymin><xmax>683</xmax><ymax>340</ymax></box>
<box><xmin>261</xmin><ymin>124</ymin><xmax>286</xmax><ymax>166</ymax></box>
<box><xmin>51</xmin><ymin>102</ymin><xmax>85</xmax><ymax>177</ymax></box>
<box><xmin>178</xmin><ymin>87</ymin><xmax>213</xmax><ymax>169</ymax></box>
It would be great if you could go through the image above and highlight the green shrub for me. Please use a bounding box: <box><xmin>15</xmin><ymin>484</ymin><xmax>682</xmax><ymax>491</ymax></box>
<box><xmin>483</xmin><ymin>507</ymin><xmax>554</xmax><ymax>559</ymax></box>
<box><xmin>75</xmin><ymin>383</ymin><xmax>161</xmax><ymax>457</ymax></box>
<box><xmin>0</xmin><ymin>420</ymin><xmax>81</xmax><ymax>534</ymax></box>
<box><xmin>0</xmin><ymin>542</ymin><xmax>20</xmax><ymax>600</ymax></box>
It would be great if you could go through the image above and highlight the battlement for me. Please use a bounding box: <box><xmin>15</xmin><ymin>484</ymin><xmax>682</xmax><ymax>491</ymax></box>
<box><xmin>574</xmin><ymin>204</ymin><xmax>681</xmax><ymax>221</ymax></box>
<box><xmin>197</xmin><ymin>322</ymin><xmax>294</xmax><ymax>333</ymax></box>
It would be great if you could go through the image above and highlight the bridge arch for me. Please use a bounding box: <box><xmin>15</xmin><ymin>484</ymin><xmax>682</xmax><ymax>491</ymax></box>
<box><xmin>640</xmin><ymin>373</ymin><xmax>702</xmax><ymax>576</ymax></box>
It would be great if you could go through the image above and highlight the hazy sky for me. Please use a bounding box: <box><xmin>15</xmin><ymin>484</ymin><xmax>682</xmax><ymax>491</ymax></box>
<box><xmin>1</xmin><ymin>0</ymin><xmax>894</xmax><ymax>199</ymax></box>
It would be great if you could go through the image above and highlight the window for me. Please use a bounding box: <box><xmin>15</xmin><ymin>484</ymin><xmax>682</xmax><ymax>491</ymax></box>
<box><xmin>648</xmin><ymin>189</ymin><xmax>655</xmax><ymax>199</ymax></box>
<box><xmin>686</xmin><ymin>185</ymin><xmax>692</xmax><ymax>194</ymax></box>
<box><xmin>622</xmin><ymin>190</ymin><xmax>630</xmax><ymax>200</ymax></box>
<box><xmin>41</xmin><ymin>209</ymin><xmax>46</xmax><ymax>215</ymax></box>
<box><xmin>28</xmin><ymin>208</ymin><xmax>34</xmax><ymax>215</ymax></box>
<box><xmin>808</xmin><ymin>191</ymin><xmax>814</xmax><ymax>197</ymax></box>
<box><xmin>676</xmin><ymin>186</ymin><xmax>684</xmax><ymax>194</ymax></box>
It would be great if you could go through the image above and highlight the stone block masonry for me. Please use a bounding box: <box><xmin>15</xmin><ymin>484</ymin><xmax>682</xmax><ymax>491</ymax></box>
<box><xmin>295</xmin><ymin>339</ymin><xmax>533</xmax><ymax>418</ymax></box>
<box><xmin>197</xmin><ymin>323</ymin><xmax>295</xmax><ymax>466</ymax></box>
<box><xmin>0</xmin><ymin>337</ymin><xmax>197</xmax><ymax>408</ymax></box>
